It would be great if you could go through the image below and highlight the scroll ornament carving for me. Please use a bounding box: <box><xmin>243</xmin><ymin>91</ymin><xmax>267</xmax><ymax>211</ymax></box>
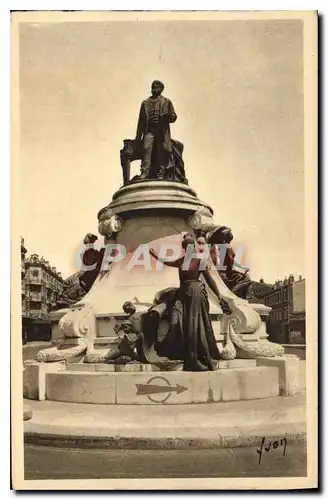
<box><xmin>36</xmin><ymin>339</ymin><xmax>87</xmax><ymax>362</ymax></box>
<box><xmin>188</xmin><ymin>208</ymin><xmax>216</xmax><ymax>233</ymax></box>
<box><xmin>205</xmin><ymin>268</ymin><xmax>284</xmax><ymax>359</ymax></box>
<box><xmin>98</xmin><ymin>207</ymin><xmax>115</xmax><ymax>223</ymax></box>
<box><xmin>36</xmin><ymin>304</ymin><xmax>95</xmax><ymax>362</ymax></box>
<box><xmin>98</xmin><ymin>214</ymin><xmax>123</xmax><ymax>237</ymax></box>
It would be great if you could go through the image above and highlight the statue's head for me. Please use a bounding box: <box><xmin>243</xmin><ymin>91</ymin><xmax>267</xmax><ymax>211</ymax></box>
<box><xmin>114</xmin><ymin>319</ymin><xmax>133</xmax><ymax>337</ymax></box>
<box><xmin>83</xmin><ymin>233</ymin><xmax>98</xmax><ymax>245</ymax></box>
<box><xmin>123</xmin><ymin>301</ymin><xmax>136</xmax><ymax>315</ymax></box>
<box><xmin>206</xmin><ymin>226</ymin><xmax>233</xmax><ymax>244</ymax></box>
<box><xmin>221</xmin><ymin>228</ymin><xmax>233</xmax><ymax>243</ymax></box>
<box><xmin>181</xmin><ymin>232</ymin><xmax>195</xmax><ymax>251</ymax></box>
<box><xmin>196</xmin><ymin>236</ymin><xmax>206</xmax><ymax>253</ymax></box>
<box><xmin>151</xmin><ymin>80</ymin><xmax>164</xmax><ymax>97</ymax></box>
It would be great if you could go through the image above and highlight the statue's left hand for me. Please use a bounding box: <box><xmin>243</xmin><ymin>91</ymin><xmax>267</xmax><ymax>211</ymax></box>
<box><xmin>169</xmin><ymin>112</ymin><xmax>177</xmax><ymax>123</ymax></box>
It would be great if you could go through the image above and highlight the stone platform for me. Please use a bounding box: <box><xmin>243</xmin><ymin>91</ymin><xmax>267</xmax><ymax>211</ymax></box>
<box><xmin>98</xmin><ymin>180</ymin><xmax>213</xmax><ymax>220</ymax></box>
<box><xmin>23</xmin><ymin>356</ymin><xmax>301</xmax><ymax>405</ymax></box>
<box><xmin>24</xmin><ymin>387</ymin><xmax>306</xmax><ymax>450</ymax></box>
<box><xmin>37</xmin><ymin>179</ymin><xmax>300</xmax><ymax>410</ymax></box>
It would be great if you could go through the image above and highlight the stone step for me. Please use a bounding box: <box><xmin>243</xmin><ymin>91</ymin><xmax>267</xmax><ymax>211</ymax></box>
<box><xmin>65</xmin><ymin>362</ymin><xmax>164</xmax><ymax>373</ymax></box>
<box><xmin>94</xmin><ymin>336</ymin><xmax>118</xmax><ymax>343</ymax></box>
<box><xmin>66</xmin><ymin>359</ymin><xmax>256</xmax><ymax>373</ymax></box>
<box><xmin>92</xmin><ymin>334</ymin><xmax>259</xmax><ymax>346</ymax></box>
<box><xmin>66</xmin><ymin>363</ymin><xmax>116</xmax><ymax>372</ymax></box>
<box><xmin>45</xmin><ymin>366</ymin><xmax>279</xmax><ymax>405</ymax></box>
<box><xmin>93</xmin><ymin>337</ymin><xmax>118</xmax><ymax>347</ymax></box>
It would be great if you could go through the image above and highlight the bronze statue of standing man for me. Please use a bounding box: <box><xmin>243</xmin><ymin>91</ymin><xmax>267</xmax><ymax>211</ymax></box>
<box><xmin>136</xmin><ymin>80</ymin><xmax>177</xmax><ymax>179</ymax></box>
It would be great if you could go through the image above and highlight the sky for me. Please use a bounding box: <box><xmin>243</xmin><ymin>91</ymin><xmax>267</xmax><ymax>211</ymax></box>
<box><xmin>18</xmin><ymin>17</ymin><xmax>304</xmax><ymax>282</ymax></box>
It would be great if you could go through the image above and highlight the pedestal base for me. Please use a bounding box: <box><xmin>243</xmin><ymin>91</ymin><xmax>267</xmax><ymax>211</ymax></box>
<box><xmin>23</xmin><ymin>356</ymin><xmax>301</xmax><ymax>405</ymax></box>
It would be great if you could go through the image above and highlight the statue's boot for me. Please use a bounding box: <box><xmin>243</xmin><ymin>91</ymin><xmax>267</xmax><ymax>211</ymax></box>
<box><xmin>140</xmin><ymin>163</ymin><xmax>151</xmax><ymax>179</ymax></box>
<box><xmin>157</xmin><ymin>165</ymin><xmax>165</xmax><ymax>180</ymax></box>
<box><xmin>184</xmin><ymin>357</ymin><xmax>208</xmax><ymax>372</ymax></box>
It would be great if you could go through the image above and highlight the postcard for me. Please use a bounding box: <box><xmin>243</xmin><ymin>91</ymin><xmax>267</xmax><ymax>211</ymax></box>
<box><xmin>11</xmin><ymin>10</ymin><xmax>318</xmax><ymax>490</ymax></box>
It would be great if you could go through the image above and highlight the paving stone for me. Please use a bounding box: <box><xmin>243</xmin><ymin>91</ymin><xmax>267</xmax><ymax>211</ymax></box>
<box><xmin>66</xmin><ymin>363</ymin><xmax>97</xmax><ymax>372</ymax></box>
<box><xmin>95</xmin><ymin>363</ymin><xmax>116</xmax><ymax>372</ymax></box>
<box><xmin>46</xmin><ymin>372</ymin><xmax>116</xmax><ymax>404</ymax></box>
<box><xmin>256</xmin><ymin>356</ymin><xmax>301</xmax><ymax>396</ymax></box>
<box><xmin>238</xmin><ymin>366</ymin><xmax>279</xmax><ymax>400</ymax></box>
<box><xmin>115</xmin><ymin>363</ymin><xmax>143</xmax><ymax>373</ymax></box>
<box><xmin>207</xmin><ymin>372</ymin><xmax>222</xmax><ymax>402</ymax></box>
<box><xmin>141</xmin><ymin>364</ymin><xmax>161</xmax><ymax>372</ymax></box>
<box><xmin>218</xmin><ymin>359</ymin><xmax>256</xmax><ymax>369</ymax></box>
<box><xmin>23</xmin><ymin>361</ymin><xmax>66</xmax><ymax>400</ymax></box>
<box><xmin>216</xmin><ymin>369</ymin><xmax>241</xmax><ymax>402</ymax></box>
<box><xmin>190</xmin><ymin>372</ymin><xmax>212</xmax><ymax>403</ymax></box>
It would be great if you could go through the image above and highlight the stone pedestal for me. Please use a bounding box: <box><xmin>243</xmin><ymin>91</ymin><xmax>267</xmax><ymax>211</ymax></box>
<box><xmin>23</xmin><ymin>360</ymin><xmax>66</xmax><ymax>400</ymax></box>
<box><xmin>48</xmin><ymin>181</ymin><xmax>226</xmax><ymax>358</ymax></box>
<box><xmin>23</xmin><ymin>354</ymin><xmax>301</xmax><ymax>405</ymax></box>
<box><xmin>37</xmin><ymin>179</ymin><xmax>287</xmax><ymax>385</ymax></box>
<box><xmin>256</xmin><ymin>356</ymin><xmax>301</xmax><ymax>396</ymax></box>
<box><xmin>25</xmin><ymin>178</ymin><xmax>301</xmax><ymax>409</ymax></box>
<box><xmin>91</xmin><ymin>180</ymin><xmax>214</xmax><ymax>316</ymax></box>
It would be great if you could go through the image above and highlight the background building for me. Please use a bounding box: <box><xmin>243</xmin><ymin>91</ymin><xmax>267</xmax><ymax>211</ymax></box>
<box><xmin>21</xmin><ymin>237</ymin><xmax>28</xmax><ymax>319</ymax></box>
<box><xmin>264</xmin><ymin>274</ymin><xmax>306</xmax><ymax>345</ymax></box>
<box><xmin>249</xmin><ymin>278</ymin><xmax>274</xmax><ymax>304</ymax></box>
<box><xmin>21</xmin><ymin>238</ymin><xmax>64</xmax><ymax>342</ymax></box>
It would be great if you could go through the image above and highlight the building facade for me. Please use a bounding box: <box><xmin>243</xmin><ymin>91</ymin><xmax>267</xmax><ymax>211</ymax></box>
<box><xmin>249</xmin><ymin>278</ymin><xmax>274</xmax><ymax>304</ymax></box>
<box><xmin>25</xmin><ymin>254</ymin><xmax>64</xmax><ymax>319</ymax></box>
<box><xmin>21</xmin><ymin>237</ymin><xmax>28</xmax><ymax>317</ymax></box>
<box><xmin>21</xmin><ymin>239</ymin><xmax>64</xmax><ymax>342</ymax></box>
<box><xmin>264</xmin><ymin>275</ymin><xmax>306</xmax><ymax>345</ymax></box>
